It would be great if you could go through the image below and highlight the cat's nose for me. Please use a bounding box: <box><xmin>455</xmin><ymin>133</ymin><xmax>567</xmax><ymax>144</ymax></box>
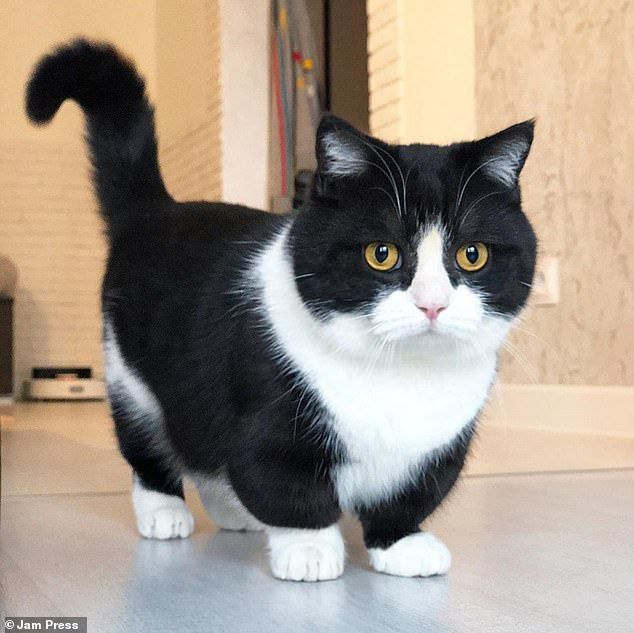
<box><xmin>417</xmin><ymin>303</ymin><xmax>447</xmax><ymax>322</ymax></box>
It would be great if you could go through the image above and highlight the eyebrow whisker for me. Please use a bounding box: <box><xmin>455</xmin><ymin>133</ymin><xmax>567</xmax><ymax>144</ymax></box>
<box><xmin>458</xmin><ymin>191</ymin><xmax>505</xmax><ymax>229</ymax></box>
<box><xmin>456</xmin><ymin>157</ymin><xmax>501</xmax><ymax>211</ymax></box>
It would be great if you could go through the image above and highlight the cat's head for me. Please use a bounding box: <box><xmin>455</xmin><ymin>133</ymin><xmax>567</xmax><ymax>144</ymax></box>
<box><xmin>288</xmin><ymin>115</ymin><xmax>536</xmax><ymax>359</ymax></box>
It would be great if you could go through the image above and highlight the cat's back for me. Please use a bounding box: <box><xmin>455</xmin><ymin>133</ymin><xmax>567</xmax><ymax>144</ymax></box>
<box><xmin>108</xmin><ymin>199</ymin><xmax>284</xmax><ymax>262</ymax></box>
<box><xmin>102</xmin><ymin>199</ymin><xmax>287</xmax><ymax>379</ymax></box>
<box><xmin>104</xmin><ymin>199</ymin><xmax>285</xmax><ymax>304</ymax></box>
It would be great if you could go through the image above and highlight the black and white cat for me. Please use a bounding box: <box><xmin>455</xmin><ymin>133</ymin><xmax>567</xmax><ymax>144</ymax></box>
<box><xmin>26</xmin><ymin>40</ymin><xmax>536</xmax><ymax>582</ymax></box>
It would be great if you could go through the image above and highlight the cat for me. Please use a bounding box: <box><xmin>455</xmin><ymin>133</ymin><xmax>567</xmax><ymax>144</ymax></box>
<box><xmin>26</xmin><ymin>40</ymin><xmax>536</xmax><ymax>582</ymax></box>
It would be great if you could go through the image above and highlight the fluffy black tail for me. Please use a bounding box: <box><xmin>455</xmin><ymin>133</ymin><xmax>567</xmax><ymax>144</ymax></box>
<box><xmin>26</xmin><ymin>39</ymin><xmax>170</xmax><ymax>226</ymax></box>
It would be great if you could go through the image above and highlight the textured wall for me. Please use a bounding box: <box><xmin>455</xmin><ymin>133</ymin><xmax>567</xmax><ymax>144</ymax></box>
<box><xmin>475</xmin><ymin>0</ymin><xmax>634</xmax><ymax>386</ymax></box>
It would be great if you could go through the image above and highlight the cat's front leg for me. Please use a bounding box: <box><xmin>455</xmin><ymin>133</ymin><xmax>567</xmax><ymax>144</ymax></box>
<box><xmin>359</xmin><ymin>435</ymin><xmax>471</xmax><ymax>577</ymax></box>
<box><xmin>366</xmin><ymin>528</ymin><xmax>452</xmax><ymax>577</ymax></box>
<box><xmin>360</xmin><ymin>498</ymin><xmax>452</xmax><ymax>577</ymax></box>
<box><xmin>228</xmin><ymin>448</ymin><xmax>344</xmax><ymax>582</ymax></box>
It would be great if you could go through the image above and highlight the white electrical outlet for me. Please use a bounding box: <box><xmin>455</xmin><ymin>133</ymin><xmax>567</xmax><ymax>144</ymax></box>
<box><xmin>531</xmin><ymin>256</ymin><xmax>559</xmax><ymax>305</ymax></box>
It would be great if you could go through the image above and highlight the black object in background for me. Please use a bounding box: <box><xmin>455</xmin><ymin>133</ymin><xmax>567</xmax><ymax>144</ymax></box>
<box><xmin>32</xmin><ymin>367</ymin><xmax>92</xmax><ymax>379</ymax></box>
<box><xmin>0</xmin><ymin>297</ymin><xmax>13</xmax><ymax>396</ymax></box>
<box><xmin>293</xmin><ymin>169</ymin><xmax>315</xmax><ymax>209</ymax></box>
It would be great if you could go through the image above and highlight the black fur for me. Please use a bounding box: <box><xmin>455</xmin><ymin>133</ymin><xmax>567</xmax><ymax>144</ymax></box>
<box><xmin>293</xmin><ymin>116</ymin><xmax>536</xmax><ymax>319</ymax></box>
<box><xmin>26</xmin><ymin>40</ymin><xmax>536</xmax><ymax>550</ymax></box>
<box><xmin>360</xmin><ymin>424</ymin><xmax>475</xmax><ymax>549</ymax></box>
<box><xmin>26</xmin><ymin>39</ymin><xmax>169</xmax><ymax>226</ymax></box>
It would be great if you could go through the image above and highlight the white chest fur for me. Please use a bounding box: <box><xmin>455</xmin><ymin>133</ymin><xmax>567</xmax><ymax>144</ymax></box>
<box><xmin>316</xmin><ymin>352</ymin><xmax>494</xmax><ymax>508</ymax></box>
<box><xmin>256</xmin><ymin>229</ymin><xmax>498</xmax><ymax>509</ymax></box>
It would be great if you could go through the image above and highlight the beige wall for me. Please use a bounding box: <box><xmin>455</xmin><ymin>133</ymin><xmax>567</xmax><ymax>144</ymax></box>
<box><xmin>368</xmin><ymin>0</ymin><xmax>476</xmax><ymax>144</ymax></box>
<box><xmin>367</xmin><ymin>0</ymin><xmax>402</xmax><ymax>142</ymax></box>
<box><xmin>220</xmin><ymin>0</ymin><xmax>269</xmax><ymax>209</ymax></box>
<box><xmin>156</xmin><ymin>0</ymin><xmax>222</xmax><ymax>201</ymax></box>
<box><xmin>0</xmin><ymin>0</ymin><xmax>223</xmax><ymax>392</ymax></box>
<box><xmin>475</xmin><ymin>0</ymin><xmax>634</xmax><ymax>386</ymax></box>
<box><xmin>0</xmin><ymin>0</ymin><xmax>157</xmax><ymax>391</ymax></box>
<box><xmin>0</xmin><ymin>0</ymin><xmax>158</xmax><ymax>144</ymax></box>
<box><xmin>400</xmin><ymin>0</ymin><xmax>476</xmax><ymax>144</ymax></box>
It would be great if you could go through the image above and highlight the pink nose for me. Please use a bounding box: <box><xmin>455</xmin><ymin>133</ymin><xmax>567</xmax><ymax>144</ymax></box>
<box><xmin>417</xmin><ymin>304</ymin><xmax>447</xmax><ymax>321</ymax></box>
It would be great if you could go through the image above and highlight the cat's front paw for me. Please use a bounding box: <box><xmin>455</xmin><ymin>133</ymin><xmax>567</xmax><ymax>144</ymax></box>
<box><xmin>268</xmin><ymin>526</ymin><xmax>345</xmax><ymax>582</ymax></box>
<box><xmin>369</xmin><ymin>532</ymin><xmax>451</xmax><ymax>577</ymax></box>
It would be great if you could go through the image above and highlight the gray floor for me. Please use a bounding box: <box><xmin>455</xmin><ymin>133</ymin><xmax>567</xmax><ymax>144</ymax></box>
<box><xmin>1</xmin><ymin>404</ymin><xmax>633</xmax><ymax>632</ymax></box>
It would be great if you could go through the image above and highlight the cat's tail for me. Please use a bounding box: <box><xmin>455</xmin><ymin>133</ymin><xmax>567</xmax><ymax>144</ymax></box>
<box><xmin>26</xmin><ymin>39</ymin><xmax>170</xmax><ymax>229</ymax></box>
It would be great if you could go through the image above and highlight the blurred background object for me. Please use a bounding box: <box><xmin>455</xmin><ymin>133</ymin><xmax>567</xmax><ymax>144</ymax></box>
<box><xmin>269</xmin><ymin>0</ymin><xmax>368</xmax><ymax>210</ymax></box>
<box><xmin>0</xmin><ymin>255</ymin><xmax>18</xmax><ymax>300</ymax></box>
<box><xmin>0</xmin><ymin>255</ymin><xmax>17</xmax><ymax>400</ymax></box>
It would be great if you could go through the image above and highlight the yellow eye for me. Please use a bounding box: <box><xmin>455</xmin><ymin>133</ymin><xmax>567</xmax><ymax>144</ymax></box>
<box><xmin>456</xmin><ymin>243</ymin><xmax>489</xmax><ymax>272</ymax></box>
<box><xmin>364</xmin><ymin>242</ymin><xmax>401</xmax><ymax>271</ymax></box>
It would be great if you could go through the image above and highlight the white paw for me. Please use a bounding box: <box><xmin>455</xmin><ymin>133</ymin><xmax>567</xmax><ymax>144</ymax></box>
<box><xmin>268</xmin><ymin>525</ymin><xmax>345</xmax><ymax>582</ymax></box>
<box><xmin>136</xmin><ymin>505</ymin><xmax>195</xmax><ymax>540</ymax></box>
<box><xmin>132</xmin><ymin>477</ymin><xmax>194</xmax><ymax>540</ymax></box>
<box><xmin>369</xmin><ymin>532</ymin><xmax>451</xmax><ymax>577</ymax></box>
<box><xmin>271</xmin><ymin>543</ymin><xmax>344</xmax><ymax>582</ymax></box>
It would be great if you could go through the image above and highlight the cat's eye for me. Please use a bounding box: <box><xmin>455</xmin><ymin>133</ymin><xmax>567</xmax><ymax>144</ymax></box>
<box><xmin>456</xmin><ymin>243</ymin><xmax>489</xmax><ymax>272</ymax></box>
<box><xmin>364</xmin><ymin>242</ymin><xmax>401</xmax><ymax>272</ymax></box>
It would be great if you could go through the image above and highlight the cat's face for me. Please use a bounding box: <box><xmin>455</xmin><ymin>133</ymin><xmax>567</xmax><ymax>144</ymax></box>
<box><xmin>289</xmin><ymin>115</ymin><xmax>536</xmax><ymax>359</ymax></box>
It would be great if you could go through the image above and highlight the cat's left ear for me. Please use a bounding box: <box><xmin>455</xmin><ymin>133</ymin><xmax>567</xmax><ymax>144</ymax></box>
<box><xmin>315</xmin><ymin>114</ymin><xmax>375</xmax><ymax>179</ymax></box>
<box><xmin>473</xmin><ymin>120</ymin><xmax>535</xmax><ymax>188</ymax></box>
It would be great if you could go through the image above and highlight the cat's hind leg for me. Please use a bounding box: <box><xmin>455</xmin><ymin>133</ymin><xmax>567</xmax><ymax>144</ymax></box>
<box><xmin>196</xmin><ymin>476</ymin><xmax>264</xmax><ymax>532</ymax></box>
<box><xmin>104</xmin><ymin>318</ymin><xmax>194</xmax><ymax>540</ymax></box>
<box><xmin>131</xmin><ymin>473</ymin><xmax>194</xmax><ymax>540</ymax></box>
<box><xmin>111</xmin><ymin>402</ymin><xmax>194</xmax><ymax>539</ymax></box>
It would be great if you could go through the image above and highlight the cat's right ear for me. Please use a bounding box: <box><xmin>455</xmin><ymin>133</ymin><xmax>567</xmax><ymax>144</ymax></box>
<box><xmin>315</xmin><ymin>114</ymin><xmax>370</xmax><ymax>180</ymax></box>
<box><xmin>472</xmin><ymin>120</ymin><xmax>535</xmax><ymax>189</ymax></box>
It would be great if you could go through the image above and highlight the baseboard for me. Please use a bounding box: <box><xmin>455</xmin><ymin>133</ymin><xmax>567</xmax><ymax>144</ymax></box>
<box><xmin>0</xmin><ymin>396</ymin><xmax>14</xmax><ymax>407</ymax></box>
<box><xmin>483</xmin><ymin>383</ymin><xmax>634</xmax><ymax>438</ymax></box>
